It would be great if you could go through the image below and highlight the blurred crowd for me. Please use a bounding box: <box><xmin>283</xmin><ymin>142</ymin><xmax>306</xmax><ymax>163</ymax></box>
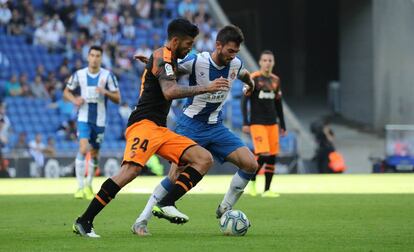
<box><xmin>0</xmin><ymin>0</ymin><xmax>218</xmax><ymax>163</ymax></box>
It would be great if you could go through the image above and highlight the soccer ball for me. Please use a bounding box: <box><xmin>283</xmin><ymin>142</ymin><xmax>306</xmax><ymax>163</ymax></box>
<box><xmin>219</xmin><ymin>210</ymin><xmax>250</xmax><ymax>236</ymax></box>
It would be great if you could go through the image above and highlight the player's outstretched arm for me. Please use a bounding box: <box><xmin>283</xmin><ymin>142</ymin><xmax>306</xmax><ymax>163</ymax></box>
<box><xmin>159</xmin><ymin>77</ymin><xmax>229</xmax><ymax>100</ymax></box>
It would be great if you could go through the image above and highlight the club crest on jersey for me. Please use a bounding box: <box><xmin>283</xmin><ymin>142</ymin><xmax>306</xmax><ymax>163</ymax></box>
<box><xmin>230</xmin><ymin>71</ymin><xmax>236</xmax><ymax>80</ymax></box>
<box><xmin>165</xmin><ymin>63</ymin><xmax>174</xmax><ymax>76</ymax></box>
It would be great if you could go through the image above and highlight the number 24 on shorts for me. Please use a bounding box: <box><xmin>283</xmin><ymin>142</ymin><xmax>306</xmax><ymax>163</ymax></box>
<box><xmin>131</xmin><ymin>137</ymin><xmax>149</xmax><ymax>152</ymax></box>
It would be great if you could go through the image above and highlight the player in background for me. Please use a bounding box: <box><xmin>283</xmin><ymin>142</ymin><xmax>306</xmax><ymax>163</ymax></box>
<box><xmin>131</xmin><ymin>25</ymin><xmax>257</xmax><ymax>236</ymax></box>
<box><xmin>73</xmin><ymin>18</ymin><xmax>229</xmax><ymax>238</ymax></box>
<box><xmin>242</xmin><ymin>50</ymin><xmax>286</xmax><ymax>197</ymax></box>
<box><xmin>64</xmin><ymin>45</ymin><xmax>120</xmax><ymax>200</ymax></box>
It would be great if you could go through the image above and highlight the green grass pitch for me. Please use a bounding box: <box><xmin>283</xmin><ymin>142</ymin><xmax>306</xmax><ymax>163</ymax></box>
<box><xmin>0</xmin><ymin>175</ymin><xmax>413</xmax><ymax>251</ymax></box>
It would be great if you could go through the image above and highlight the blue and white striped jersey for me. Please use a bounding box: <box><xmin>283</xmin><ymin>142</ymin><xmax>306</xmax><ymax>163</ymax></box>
<box><xmin>178</xmin><ymin>52</ymin><xmax>244</xmax><ymax>124</ymax></box>
<box><xmin>66</xmin><ymin>67</ymin><xmax>119</xmax><ymax>127</ymax></box>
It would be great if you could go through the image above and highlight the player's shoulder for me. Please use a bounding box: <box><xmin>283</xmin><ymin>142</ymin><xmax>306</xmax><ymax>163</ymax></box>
<box><xmin>270</xmin><ymin>73</ymin><xmax>280</xmax><ymax>82</ymax></box>
<box><xmin>231</xmin><ymin>56</ymin><xmax>243</xmax><ymax>67</ymax></box>
<box><xmin>74</xmin><ymin>67</ymin><xmax>87</xmax><ymax>75</ymax></box>
<box><xmin>179</xmin><ymin>52</ymin><xmax>199</xmax><ymax>64</ymax></box>
<box><xmin>250</xmin><ymin>71</ymin><xmax>262</xmax><ymax>78</ymax></box>
<box><xmin>153</xmin><ymin>46</ymin><xmax>173</xmax><ymax>64</ymax></box>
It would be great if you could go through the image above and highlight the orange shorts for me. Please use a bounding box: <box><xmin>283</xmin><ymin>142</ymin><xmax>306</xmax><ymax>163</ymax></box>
<box><xmin>250</xmin><ymin>124</ymin><xmax>279</xmax><ymax>155</ymax></box>
<box><xmin>122</xmin><ymin>119</ymin><xmax>197</xmax><ymax>167</ymax></box>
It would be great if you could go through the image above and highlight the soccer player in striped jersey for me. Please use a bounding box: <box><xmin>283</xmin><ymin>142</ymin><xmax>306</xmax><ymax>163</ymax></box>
<box><xmin>242</xmin><ymin>50</ymin><xmax>286</xmax><ymax>197</ymax></box>
<box><xmin>64</xmin><ymin>45</ymin><xmax>120</xmax><ymax>200</ymax></box>
<box><xmin>132</xmin><ymin>25</ymin><xmax>258</xmax><ymax>236</ymax></box>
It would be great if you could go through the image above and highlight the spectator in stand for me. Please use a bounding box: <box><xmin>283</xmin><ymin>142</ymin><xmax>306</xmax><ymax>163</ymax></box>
<box><xmin>16</xmin><ymin>0</ymin><xmax>35</xmax><ymax>27</ymax></box>
<box><xmin>57</xmin><ymin>58</ymin><xmax>71</xmax><ymax>83</ymax></box>
<box><xmin>48</xmin><ymin>91</ymin><xmax>76</xmax><ymax>121</ymax></box>
<box><xmin>42</xmin><ymin>0</ymin><xmax>56</xmax><ymax>17</ymax></box>
<box><xmin>36</xmin><ymin>64</ymin><xmax>48</xmax><ymax>80</ymax></box>
<box><xmin>88</xmin><ymin>15</ymin><xmax>108</xmax><ymax>37</ymax></box>
<box><xmin>122</xmin><ymin>17</ymin><xmax>136</xmax><ymax>40</ymax></box>
<box><xmin>19</xmin><ymin>73</ymin><xmax>31</xmax><ymax>97</ymax></box>
<box><xmin>45</xmin><ymin>71</ymin><xmax>63</xmax><ymax>101</ymax></box>
<box><xmin>103</xmin><ymin>5</ymin><xmax>119</xmax><ymax>27</ymax></box>
<box><xmin>13</xmin><ymin>132</ymin><xmax>29</xmax><ymax>156</ymax></box>
<box><xmin>7</xmin><ymin>9</ymin><xmax>24</xmax><ymax>35</ymax></box>
<box><xmin>136</xmin><ymin>0</ymin><xmax>152</xmax><ymax>19</ymax></box>
<box><xmin>58</xmin><ymin>0</ymin><xmax>76</xmax><ymax>29</ymax></box>
<box><xmin>57</xmin><ymin>119</ymin><xmax>77</xmax><ymax>141</ymax></box>
<box><xmin>134</xmin><ymin>43</ymin><xmax>152</xmax><ymax>73</ymax></box>
<box><xmin>5</xmin><ymin>74</ymin><xmax>22</xmax><ymax>97</ymax></box>
<box><xmin>0</xmin><ymin>2</ymin><xmax>12</xmax><ymax>26</ymax></box>
<box><xmin>195</xmin><ymin>33</ymin><xmax>214</xmax><ymax>52</ymax></box>
<box><xmin>44</xmin><ymin>137</ymin><xmax>56</xmax><ymax>157</ymax></box>
<box><xmin>115</xmin><ymin>50</ymin><xmax>133</xmax><ymax>75</ymax></box>
<box><xmin>76</xmin><ymin>5</ymin><xmax>92</xmax><ymax>32</ymax></box>
<box><xmin>151</xmin><ymin>0</ymin><xmax>165</xmax><ymax>27</ymax></box>
<box><xmin>31</xmin><ymin>75</ymin><xmax>49</xmax><ymax>99</ymax></box>
<box><xmin>105</xmin><ymin>26</ymin><xmax>121</xmax><ymax>60</ymax></box>
<box><xmin>29</xmin><ymin>133</ymin><xmax>46</xmax><ymax>177</ymax></box>
<box><xmin>47</xmin><ymin>14</ymin><xmax>65</xmax><ymax>37</ymax></box>
<box><xmin>178</xmin><ymin>0</ymin><xmax>197</xmax><ymax>18</ymax></box>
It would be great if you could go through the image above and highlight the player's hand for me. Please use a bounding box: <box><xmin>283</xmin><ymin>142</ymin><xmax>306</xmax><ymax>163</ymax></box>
<box><xmin>74</xmin><ymin>97</ymin><xmax>85</xmax><ymax>107</ymax></box>
<box><xmin>96</xmin><ymin>87</ymin><xmax>108</xmax><ymax>96</ymax></box>
<box><xmin>208</xmin><ymin>77</ymin><xmax>229</xmax><ymax>92</ymax></box>
<box><xmin>134</xmin><ymin>54</ymin><xmax>149</xmax><ymax>64</ymax></box>
<box><xmin>243</xmin><ymin>84</ymin><xmax>254</xmax><ymax>96</ymax></box>
<box><xmin>280</xmin><ymin>129</ymin><xmax>287</xmax><ymax>137</ymax></box>
<box><xmin>242</xmin><ymin>125</ymin><xmax>250</xmax><ymax>134</ymax></box>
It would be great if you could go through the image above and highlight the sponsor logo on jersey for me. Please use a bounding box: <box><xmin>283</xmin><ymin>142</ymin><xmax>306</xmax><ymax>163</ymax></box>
<box><xmin>258</xmin><ymin>90</ymin><xmax>276</xmax><ymax>99</ymax></box>
<box><xmin>165</xmin><ymin>63</ymin><xmax>174</xmax><ymax>76</ymax></box>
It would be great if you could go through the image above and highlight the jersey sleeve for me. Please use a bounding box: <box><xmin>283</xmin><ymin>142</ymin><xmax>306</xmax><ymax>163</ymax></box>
<box><xmin>177</xmin><ymin>54</ymin><xmax>197</xmax><ymax>75</ymax></box>
<box><xmin>66</xmin><ymin>72</ymin><xmax>79</xmax><ymax>90</ymax></box>
<box><xmin>106</xmin><ymin>72</ymin><xmax>119</xmax><ymax>92</ymax></box>
<box><xmin>151</xmin><ymin>49</ymin><xmax>177</xmax><ymax>81</ymax></box>
<box><xmin>236</xmin><ymin>56</ymin><xmax>245</xmax><ymax>77</ymax></box>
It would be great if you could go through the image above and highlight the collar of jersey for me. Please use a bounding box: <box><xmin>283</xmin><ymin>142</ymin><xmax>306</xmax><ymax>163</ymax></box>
<box><xmin>208</xmin><ymin>54</ymin><xmax>227</xmax><ymax>70</ymax></box>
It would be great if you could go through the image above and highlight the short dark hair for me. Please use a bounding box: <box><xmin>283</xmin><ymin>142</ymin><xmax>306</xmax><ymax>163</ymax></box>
<box><xmin>260</xmin><ymin>50</ymin><xmax>274</xmax><ymax>57</ymax></box>
<box><xmin>167</xmin><ymin>18</ymin><xmax>199</xmax><ymax>40</ymax></box>
<box><xmin>88</xmin><ymin>45</ymin><xmax>103</xmax><ymax>54</ymax></box>
<box><xmin>216</xmin><ymin>25</ymin><xmax>244</xmax><ymax>46</ymax></box>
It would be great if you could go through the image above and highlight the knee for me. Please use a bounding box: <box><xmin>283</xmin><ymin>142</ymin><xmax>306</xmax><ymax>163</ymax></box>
<box><xmin>243</xmin><ymin>157</ymin><xmax>259</xmax><ymax>173</ymax></box>
<box><xmin>112</xmin><ymin>162</ymin><xmax>141</xmax><ymax>187</ymax></box>
<box><xmin>192</xmin><ymin>150</ymin><xmax>213</xmax><ymax>174</ymax></box>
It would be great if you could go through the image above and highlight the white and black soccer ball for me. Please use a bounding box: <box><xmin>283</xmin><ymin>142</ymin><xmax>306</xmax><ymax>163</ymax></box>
<box><xmin>219</xmin><ymin>210</ymin><xmax>250</xmax><ymax>236</ymax></box>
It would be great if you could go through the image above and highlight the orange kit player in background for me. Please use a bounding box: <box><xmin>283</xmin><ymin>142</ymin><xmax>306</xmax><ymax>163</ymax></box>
<box><xmin>73</xmin><ymin>18</ymin><xmax>230</xmax><ymax>238</ymax></box>
<box><xmin>241</xmin><ymin>50</ymin><xmax>287</xmax><ymax>197</ymax></box>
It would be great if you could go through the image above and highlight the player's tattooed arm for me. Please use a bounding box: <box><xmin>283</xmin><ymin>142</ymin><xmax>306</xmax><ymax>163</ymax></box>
<box><xmin>159</xmin><ymin>77</ymin><xmax>230</xmax><ymax>100</ymax></box>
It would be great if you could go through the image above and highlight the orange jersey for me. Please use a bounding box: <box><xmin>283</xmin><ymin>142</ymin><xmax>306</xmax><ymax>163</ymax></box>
<box><xmin>128</xmin><ymin>47</ymin><xmax>178</xmax><ymax>127</ymax></box>
<box><xmin>242</xmin><ymin>71</ymin><xmax>282</xmax><ymax>125</ymax></box>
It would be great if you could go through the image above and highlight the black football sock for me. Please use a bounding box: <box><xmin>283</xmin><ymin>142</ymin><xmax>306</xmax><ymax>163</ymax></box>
<box><xmin>79</xmin><ymin>178</ymin><xmax>121</xmax><ymax>223</ymax></box>
<box><xmin>251</xmin><ymin>155</ymin><xmax>266</xmax><ymax>181</ymax></box>
<box><xmin>158</xmin><ymin>166</ymin><xmax>203</xmax><ymax>207</ymax></box>
<box><xmin>264</xmin><ymin>164</ymin><xmax>275</xmax><ymax>191</ymax></box>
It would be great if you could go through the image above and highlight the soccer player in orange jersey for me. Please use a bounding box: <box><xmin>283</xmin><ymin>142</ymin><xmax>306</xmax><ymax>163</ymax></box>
<box><xmin>73</xmin><ymin>18</ymin><xmax>230</xmax><ymax>238</ymax></box>
<box><xmin>242</xmin><ymin>50</ymin><xmax>286</xmax><ymax>197</ymax></box>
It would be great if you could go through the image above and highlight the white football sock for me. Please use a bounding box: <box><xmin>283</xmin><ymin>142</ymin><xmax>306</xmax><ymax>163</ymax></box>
<box><xmin>220</xmin><ymin>170</ymin><xmax>253</xmax><ymax>209</ymax></box>
<box><xmin>75</xmin><ymin>153</ymin><xmax>86</xmax><ymax>189</ymax></box>
<box><xmin>135</xmin><ymin>177</ymin><xmax>172</xmax><ymax>223</ymax></box>
<box><xmin>86</xmin><ymin>158</ymin><xmax>97</xmax><ymax>187</ymax></box>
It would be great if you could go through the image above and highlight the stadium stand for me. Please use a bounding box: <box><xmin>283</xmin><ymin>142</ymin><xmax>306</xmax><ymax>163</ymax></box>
<box><xmin>0</xmin><ymin>0</ymin><xmax>296</xmax><ymax>163</ymax></box>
